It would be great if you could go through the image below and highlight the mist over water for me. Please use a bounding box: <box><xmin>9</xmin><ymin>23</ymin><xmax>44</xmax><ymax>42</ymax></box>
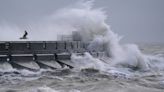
<box><xmin>0</xmin><ymin>0</ymin><xmax>164</xmax><ymax>92</ymax></box>
<box><xmin>0</xmin><ymin>1</ymin><xmax>164</xmax><ymax>77</ymax></box>
<box><xmin>0</xmin><ymin>0</ymin><xmax>164</xmax><ymax>77</ymax></box>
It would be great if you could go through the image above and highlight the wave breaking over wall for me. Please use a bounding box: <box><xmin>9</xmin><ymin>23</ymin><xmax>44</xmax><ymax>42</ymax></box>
<box><xmin>0</xmin><ymin>0</ymin><xmax>164</xmax><ymax>74</ymax></box>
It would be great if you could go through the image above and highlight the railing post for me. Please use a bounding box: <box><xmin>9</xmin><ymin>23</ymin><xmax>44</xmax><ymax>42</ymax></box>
<box><xmin>26</xmin><ymin>42</ymin><xmax>31</xmax><ymax>49</ymax></box>
<box><xmin>43</xmin><ymin>41</ymin><xmax>46</xmax><ymax>49</ymax></box>
<box><xmin>5</xmin><ymin>42</ymin><xmax>10</xmax><ymax>50</ymax></box>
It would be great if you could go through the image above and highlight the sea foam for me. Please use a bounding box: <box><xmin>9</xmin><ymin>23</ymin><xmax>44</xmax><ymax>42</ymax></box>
<box><xmin>0</xmin><ymin>0</ymin><xmax>164</xmax><ymax>74</ymax></box>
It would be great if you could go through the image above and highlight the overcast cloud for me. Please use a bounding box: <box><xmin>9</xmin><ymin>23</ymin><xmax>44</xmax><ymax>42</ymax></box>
<box><xmin>0</xmin><ymin>0</ymin><xmax>163</xmax><ymax>43</ymax></box>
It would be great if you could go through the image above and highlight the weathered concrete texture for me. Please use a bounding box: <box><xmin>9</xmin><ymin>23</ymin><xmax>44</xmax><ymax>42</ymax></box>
<box><xmin>0</xmin><ymin>55</ymin><xmax>8</xmax><ymax>61</ymax></box>
<box><xmin>12</xmin><ymin>61</ymin><xmax>40</xmax><ymax>70</ymax></box>
<box><xmin>37</xmin><ymin>60</ymin><xmax>62</xmax><ymax>69</ymax></box>
<box><xmin>36</xmin><ymin>54</ymin><xmax>61</xmax><ymax>69</ymax></box>
<box><xmin>0</xmin><ymin>41</ymin><xmax>88</xmax><ymax>70</ymax></box>
<box><xmin>0</xmin><ymin>42</ymin><xmax>6</xmax><ymax>51</ymax></box>
<box><xmin>0</xmin><ymin>53</ymin><xmax>73</xmax><ymax>70</ymax></box>
<box><xmin>11</xmin><ymin>54</ymin><xmax>34</xmax><ymax>61</ymax></box>
<box><xmin>0</xmin><ymin>41</ymin><xmax>105</xmax><ymax>70</ymax></box>
<box><xmin>0</xmin><ymin>41</ymin><xmax>87</xmax><ymax>54</ymax></box>
<box><xmin>56</xmin><ymin>53</ymin><xmax>74</xmax><ymax>68</ymax></box>
<box><xmin>36</xmin><ymin>54</ymin><xmax>55</xmax><ymax>61</ymax></box>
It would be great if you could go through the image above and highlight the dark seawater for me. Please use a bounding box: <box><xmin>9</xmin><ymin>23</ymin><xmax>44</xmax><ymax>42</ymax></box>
<box><xmin>0</xmin><ymin>43</ymin><xmax>164</xmax><ymax>92</ymax></box>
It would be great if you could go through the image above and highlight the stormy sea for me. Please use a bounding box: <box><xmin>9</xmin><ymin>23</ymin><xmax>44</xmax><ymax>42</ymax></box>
<box><xmin>0</xmin><ymin>1</ymin><xmax>164</xmax><ymax>92</ymax></box>
<box><xmin>0</xmin><ymin>43</ymin><xmax>164</xmax><ymax>92</ymax></box>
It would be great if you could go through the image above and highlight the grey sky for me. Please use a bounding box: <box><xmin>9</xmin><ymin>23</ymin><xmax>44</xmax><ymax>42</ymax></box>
<box><xmin>0</xmin><ymin>0</ymin><xmax>164</xmax><ymax>43</ymax></box>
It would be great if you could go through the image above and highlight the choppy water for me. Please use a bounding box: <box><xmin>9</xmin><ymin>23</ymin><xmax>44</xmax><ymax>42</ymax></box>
<box><xmin>0</xmin><ymin>44</ymin><xmax>164</xmax><ymax>92</ymax></box>
<box><xmin>0</xmin><ymin>1</ymin><xmax>164</xmax><ymax>92</ymax></box>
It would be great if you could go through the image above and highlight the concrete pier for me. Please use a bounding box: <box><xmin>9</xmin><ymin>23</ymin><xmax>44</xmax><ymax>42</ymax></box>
<box><xmin>0</xmin><ymin>41</ymin><xmax>88</xmax><ymax>70</ymax></box>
